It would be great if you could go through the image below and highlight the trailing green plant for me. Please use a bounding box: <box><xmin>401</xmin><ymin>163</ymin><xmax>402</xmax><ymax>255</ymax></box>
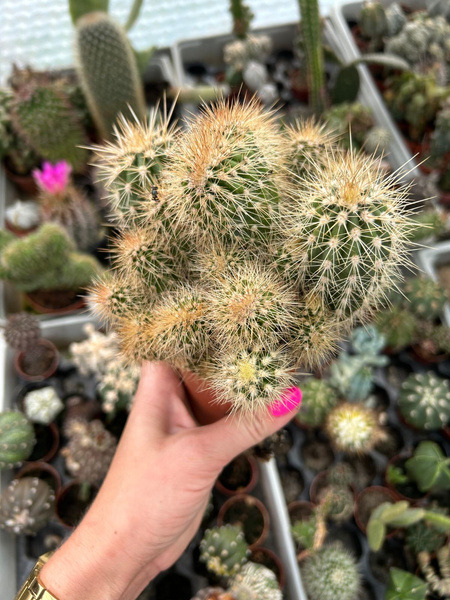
<box><xmin>300</xmin><ymin>543</ymin><xmax>361</xmax><ymax>600</ymax></box>
<box><xmin>403</xmin><ymin>276</ymin><xmax>447</xmax><ymax>319</ymax></box>
<box><xmin>294</xmin><ymin>377</ymin><xmax>338</xmax><ymax>428</ymax></box>
<box><xmin>24</xmin><ymin>387</ymin><xmax>64</xmax><ymax>425</ymax></box>
<box><xmin>199</xmin><ymin>525</ymin><xmax>249</xmax><ymax>577</ymax></box>
<box><xmin>418</xmin><ymin>546</ymin><xmax>450</xmax><ymax>598</ymax></box>
<box><xmin>325</xmin><ymin>402</ymin><xmax>385</xmax><ymax>454</ymax></box>
<box><xmin>405</xmin><ymin>441</ymin><xmax>450</xmax><ymax>492</ymax></box>
<box><xmin>62</xmin><ymin>419</ymin><xmax>117</xmax><ymax>500</ymax></box>
<box><xmin>74</xmin><ymin>12</ymin><xmax>146</xmax><ymax>139</ymax></box>
<box><xmin>0</xmin><ymin>411</ymin><xmax>35</xmax><ymax>469</ymax></box>
<box><xmin>89</xmin><ymin>99</ymin><xmax>416</xmax><ymax>415</ymax></box>
<box><xmin>385</xmin><ymin>568</ymin><xmax>428</xmax><ymax>600</ymax></box>
<box><xmin>11</xmin><ymin>80</ymin><xmax>89</xmax><ymax>172</ymax></box>
<box><xmin>375</xmin><ymin>306</ymin><xmax>417</xmax><ymax>351</ymax></box>
<box><xmin>228</xmin><ymin>562</ymin><xmax>282</xmax><ymax>600</ymax></box>
<box><xmin>399</xmin><ymin>372</ymin><xmax>450</xmax><ymax>430</ymax></box>
<box><xmin>0</xmin><ymin>223</ymin><xmax>102</xmax><ymax>293</ymax></box>
<box><xmin>0</xmin><ymin>477</ymin><xmax>55</xmax><ymax>535</ymax></box>
<box><xmin>324</xmin><ymin>102</ymin><xmax>374</xmax><ymax>151</ymax></box>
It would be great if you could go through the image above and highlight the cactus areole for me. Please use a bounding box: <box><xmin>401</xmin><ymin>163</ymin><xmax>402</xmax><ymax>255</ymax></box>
<box><xmin>89</xmin><ymin>98</ymin><xmax>417</xmax><ymax>423</ymax></box>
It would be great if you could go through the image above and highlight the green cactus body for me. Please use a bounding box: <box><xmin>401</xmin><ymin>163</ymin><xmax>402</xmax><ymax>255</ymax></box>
<box><xmin>199</xmin><ymin>525</ymin><xmax>249</xmax><ymax>577</ymax></box>
<box><xmin>286</xmin><ymin>118</ymin><xmax>339</xmax><ymax>178</ymax></box>
<box><xmin>0</xmin><ymin>477</ymin><xmax>55</xmax><ymax>535</ymax></box>
<box><xmin>88</xmin><ymin>272</ymin><xmax>150</xmax><ymax>324</ymax></box>
<box><xmin>163</xmin><ymin>99</ymin><xmax>287</xmax><ymax>245</ymax></box>
<box><xmin>286</xmin><ymin>150</ymin><xmax>413</xmax><ymax>317</ymax></box>
<box><xmin>62</xmin><ymin>420</ymin><xmax>117</xmax><ymax>487</ymax></box>
<box><xmin>11</xmin><ymin>82</ymin><xmax>88</xmax><ymax>172</ymax></box>
<box><xmin>230</xmin><ymin>0</ymin><xmax>254</xmax><ymax>39</ymax></box>
<box><xmin>375</xmin><ymin>306</ymin><xmax>416</xmax><ymax>351</ymax></box>
<box><xmin>324</xmin><ymin>103</ymin><xmax>374</xmax><ymax>151</ymax></box>
<box><xmin>399</xmin><ymin>372</ymin><xmax>450</xmax><ymax>430</ymax></box>
<box><xmin>0</xmin><ymin>411</ymin><xmax>35</xmax><ymax>469</ymax></box>
<box><xmin>409</xmin><ymin>209</ymin><xmax>446</xmax><ymax>243</ymax></box>
<box><xmin>360</xmin><ymin>1</ymin><xmax>388</xmax><ymax>40</ymax></box>
<box><xmin>75</xmin><ymin>12</ymin><xmax>146</xmax><ymax>139</ymax></box>
<box><xmin>385</xmin><ymin>3</ymin><xmax>407</xmax><ymax>36</ymax></box>
<box><xmin>301</xmin><ymin>544</ymin><xmax>361</xmax><ymax>600</ymax></box>
<box><xmin>228</xmin><ymin>562</ymin><xmax>282</xmax><ymax>600</ymax></box>
<box><xmin>93</xmin><ymin>108</ymin><xmax>177</xmax><ymax>226</ymax></box>
<box><xmin>363</xmin><ymin>126</ymin><xmax>391</xmax><ymax>157</ymax></box>
<box><xmin>431</xmin><ymin>98</ymin><xmax>450</xmax><ymax>158</ymax></box>
<box><xmin>298</xmin><ymin>0</ymin><xmax>326</xmax><ymax>113</ymax></box>
<box><xmin>326</xmin><ymin>402</ymin><xmax>383</xmax><ymax>454</ymax></box>
<box><xmin>405</xmin><ymin>517</ymin><xmax>448</xmax><ymax>554</ymax></box>
<box><xmin>295</xmin><ymin>378</ymin><xmax>338</xmax><ymax>428</ymax></box>
<box><xmin>404</xmin><ymin>276</ymin><xmax>447</xmax><ymax>319</ymax></box>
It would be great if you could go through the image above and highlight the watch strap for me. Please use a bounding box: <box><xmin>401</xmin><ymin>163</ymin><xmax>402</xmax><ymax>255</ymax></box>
<box><xmin>16</xmin><ymin>552</ymin><xmax>58</xmax><ymax>600</ymax></box>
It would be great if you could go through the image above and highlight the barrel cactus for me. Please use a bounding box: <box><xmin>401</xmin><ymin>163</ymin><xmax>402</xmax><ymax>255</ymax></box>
<box><xmin>0</xmin><ymin>477</ymin><xmax>55</xmax><ymax>535</ymax></box>
<box><xmin>325</xmin><ymin>403</ymin><xmax>384</xmax><ymax>454</ymax></box>
<box><xmin>403</xmin><ymin>276</ymin><xmax>447</xmax><ymax>319</ymax></box>
<box><xmin>398</xmin><ymin>372</ymin><xmax>450</xmax><ymax>430</ymax></box>
<box><xmin>228</xmin><ymin>562</ymin><xmax>282</xmax><ymax>600</ymax></box>
<box><xmin>360</xmin><ymin>0</ymin><xmax>388</xmax><ymax>42</ymax></box>
<box><xmin>199</xmin><ymin>524</ymin><xmax>249</xmax><ymax>577</ymax></box>
<box><xmin>0</xmin><ymin>411</ymin><xmax>35</xmax><ymax>469</ymax></box>
<box><xmin>24</xmin><ymin>387</ymin><xmax>64</xmax><ymax>425</ymax></box>
<box><xmin>74</xmin><ymin>12</ymin><xmax>146</xmax><ymax>139</ymax></box>
<box><xmin>375</xmin><ymin>306</ymin><xmax>417</xmax><ymax>351</ymax></box>
<box><xmin>301</xmin><ymin>544</ymin><xmax>361</xmax><ymax>600</ymax></box>
<box><xmin>1</xmin><ymin>312</ymin><xmax>41</xmax><ymax>352</ymax></box>
<box><xmin>295</xmin><ymin>378</ymin><xmax>339</xmax><ymax>428</ymax></box>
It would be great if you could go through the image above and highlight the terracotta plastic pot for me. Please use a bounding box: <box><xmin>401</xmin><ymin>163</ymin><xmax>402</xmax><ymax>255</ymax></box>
<box><xmin>250</xmin><ymin>546</ymin><xmax>285</xmax><ymax>589</ymax></box>
<box><xmin>287</xmin><ymin>500</ymin><xmax>315</xmax><ymax>525</ymax></box>
<box><xmin>411</xmin><ymin>343</ymin><xmax>449</xmax><ymax>365</ymax></box>
<box><xmin>26</xmin><ymin>422</ymin><xmax>60</xmax><ymax>464</ymax></box>
<box><xmin>182</xmin><ymin>371</ymin><xmax>232</xmax><ymax>425</ymax></box>
<box><xmin>24</xmin><ymin>291</ymin><xmax>85</xmax><ymax>315</ymax></box>
<box><xmin>14</xmin><ymin>338</ymin><xmax>59</xmax><ymax>382</ymax></box>
<box><xmin>217</xmin><ymin>494</ymin><xmax>269</xmax><ymax>549</ymax></box>
<box><xmin>215</xmin><ymin>453</ymin><xmax>259</xmax><ymax>497</ymax></box>
<box><xmin>16</xmin><ymin>461</ymin><xmax>61</xmax><ymax>494</ymax></box>
<box><xmin>354</xmin><ymin>486</ymin><xmax>399</xmax><ymax>535</ymax></box>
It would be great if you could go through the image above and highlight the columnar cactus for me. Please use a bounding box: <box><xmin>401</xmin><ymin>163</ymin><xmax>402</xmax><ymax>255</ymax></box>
<box><xmin>11</xmin><ymin>80</ymin><xmax>89</xmax><ymax>172</ymax></box>
<box><xmin>24</xmin><ymin>387</ymin><xmax>64</xmax><ymax>425</ymax></box>
<box><xmin>230</xmin><ymin>0</ymin><xmax>254</xmax><ymax>39</ymax></box>
<box><xmin>360</xmin><ymin>1</ymin><xmax>388</xmax><ymax>42</ymax></box>
<box><xmin>34</xmin><ymin>161</ymin><xmax>101</xmax><ymax>251</ymax></box>
<box><xmin>300</xmin><ymin>544</ymin><xmax>361</xmax><ymax>600</ymax></box>
<box><xmin>0</xmin><ymin>223</ymin><xmax>102</xmax><ymax>293</ymax></box>
<box><xmin>0</xmin><ymin>477</ymin><xmax>55</xmax><ymax>535</ymax></box>
<box><xmin>294</xmin><ymin>378</ymin><xmax>338</xmax><ymax>428</ymax></box>
<box><xmin>325</xmin><ymin>403</ymin><xmax>384</xmax><ymax>454</ymax></box>
<box><xmin>199</xmin><ymin>525</ymin><xmax>249</xmax><ymax>577</ymax></box>
<box><xmin>403</xmin><ymin>276</ymin><xmax>447</xmax><ymax>319</ymax></box>
<box><xmin>399</xmin><ymin>372</ymin><xmax>450</xmax><ymax>430</ymax></box>
<box><xmin>298</xmin><ymin>0</ymin><xmax>326</xmax><ymax>112</ymax></box>
<box><xmin>89</xmin><ymin>99</ymin><xmax>416</xmax><ymax>415</ymax></box>
<box><xmin>0</xmin><ymin>411</ymin><xmax>35</xmax><ymax>469</ymax></box>
<box><xmin>228</xmin><ymin>562</ymin><xmax>282</xmax><ymax>600</ymax></box>
<box><xmin>74</xmin><ymin>12</ymin><xmax>146</xmax><ymax>139</ymax></box>
<box><xmin>62</xmin><ymin>420</ymin><xmax>117</xmax><ymax>488</ymax></box>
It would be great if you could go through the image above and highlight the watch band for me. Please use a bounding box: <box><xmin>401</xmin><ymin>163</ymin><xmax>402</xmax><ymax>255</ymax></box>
<box><xmin>15</xmin><ymin>552</ymin><xmax>58</xmax><ymax>600</ymax></box>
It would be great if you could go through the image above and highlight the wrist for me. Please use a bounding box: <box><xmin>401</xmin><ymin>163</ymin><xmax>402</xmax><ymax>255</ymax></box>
<box><xmin>40</xmin><ymin>503</ymin><xmax>159</xmax><ymax>600</ymax></box>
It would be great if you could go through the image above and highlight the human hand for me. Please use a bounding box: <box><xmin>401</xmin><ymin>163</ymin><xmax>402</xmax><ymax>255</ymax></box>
<box><xmin>40</xmin><ymin>361</ymin><xmax>301</xmax><ymax>600</ymax></box>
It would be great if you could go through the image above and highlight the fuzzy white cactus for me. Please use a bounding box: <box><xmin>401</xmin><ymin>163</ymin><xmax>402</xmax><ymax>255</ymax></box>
<box><xmin>24</xmin><ymin>386</ymin><xmax>63</xmax><ymax>425</ymax></box>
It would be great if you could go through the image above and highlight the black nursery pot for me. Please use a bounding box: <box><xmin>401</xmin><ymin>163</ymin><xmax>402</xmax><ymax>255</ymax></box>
<box><xmin>215</xmin><ymin>453</ymin><xmax>259</xmax><ymax>496</ymax></box>
<box><xmin>26</xmin><ymin>422</ymin><xmax>60</xmax><ymax>464</ymax></box>
<box><xmin>217</xmin><ymin>494</ymin><xmax>269</xmax><ymax>549</ymax></box>
<box><xmin>55</xmin><ymin>481</ymin><xmax>98</xmax><ymax>529</ymax></box>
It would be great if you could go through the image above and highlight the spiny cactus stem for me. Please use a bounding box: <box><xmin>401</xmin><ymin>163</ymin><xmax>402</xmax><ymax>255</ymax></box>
<box><xmin>298</xmin><ymin>0</ymin><xmax>326</xmax><ymax>113</ymax></box>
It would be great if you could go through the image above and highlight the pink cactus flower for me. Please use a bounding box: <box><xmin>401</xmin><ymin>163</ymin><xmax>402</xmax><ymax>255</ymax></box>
<box><xmin>33</xmin><ymin>161</ymin><xmax>72</xmax><ymax>195</ymax></box>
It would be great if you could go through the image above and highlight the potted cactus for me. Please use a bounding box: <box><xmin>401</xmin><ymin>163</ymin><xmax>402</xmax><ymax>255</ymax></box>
<box><xmin>217</xmin><ymin>495</ymin><xmax>270</xmax><ymax>549</ymax></box>
<box><xmin>88</xmin><ymin>98</ymin><xmax>416</xmax><ymax>423</ymax></box>
<box><xmin>397</xmin><ymin>372</ymin><xmax>450</xmax><ymax>431</ymax></box>
<box><xmin>0</xmin><ymin>477</ymin><xmax>55</xmax><ymax>535</ymax></box>
<box><xmin>1</xmin><ymin>313</ymin><xmax>59</xmax><ymax>381</ymax></box>
<box><xmin>0</xmin><ymin>410</ymin><xmax>35</xmax><ymax>470</ymax></box>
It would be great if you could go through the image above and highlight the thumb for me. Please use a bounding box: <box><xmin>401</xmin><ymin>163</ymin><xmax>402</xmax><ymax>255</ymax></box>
<box><xmin>192</xmin><ymin>387</ymin><xmax>302</xmax><ymax>467</ymax></box>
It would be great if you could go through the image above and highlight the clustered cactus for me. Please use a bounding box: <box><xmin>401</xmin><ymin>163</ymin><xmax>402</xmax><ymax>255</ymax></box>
<box><xmin>300</xmin><ymin>543</ymin><xmax>361</xmax><ymax>600</ymax></box>
<box><xmin>325</xmin><ymin>402</ymin><xmax>385</xmax><ymax>454</ymax></box>
<box><xmin>24</xmin><ymin>387</ymin><xmax>64</xmax><ymax>425</ymax></box>
<box><xmin>88</xmin><ymin>99</ymin><xmax>415</xmax><ymax>415</ymax></box>
<box><xmin>74</xmin><ymin>12</ymin><xmax>146</xmax><ymax>139</ymax></box>
<box><xmin>199</xmin><ymin>525</ymin><xmax>249</xmax><ymax>577</ymax></box>
<box><xmin>33</xmin><ymin>161</ymin><xmax>102</xmax><ymax>251</ymax></box>
<box><xmin>0</xmin><ymin>477</ymin><xmax>55</xmax><ymax>535</ymax></box>
<box><xmin>0</xmin><ymin>223</ymin><xmax>102</xmax><ymax>294</ymax></box>
<box><xmin>0</xmin><ymin>411</ymin><xmax>35</xmax><ymax>469</ymax></box>
<box><xmin>398</xmin><ymin>372</ymin><xmax>450</xmax><ymax>430</ymax></box>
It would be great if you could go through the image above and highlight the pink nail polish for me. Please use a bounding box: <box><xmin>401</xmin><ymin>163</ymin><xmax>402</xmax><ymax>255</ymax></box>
<box><xmin>269</xmin><ymin>387</ymin><xmax>302</xmax><ymax>417</ymax></box>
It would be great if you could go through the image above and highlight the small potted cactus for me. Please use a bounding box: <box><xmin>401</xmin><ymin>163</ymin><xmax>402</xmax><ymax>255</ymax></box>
<box><xmin>0</xmin><ymin>477</ymin><xmax>55</xmax><ymax>535</ymax></box>
<box><xmin>294</xmin><ymin>377</ymin><xmax>338</xmax><ymax>430</ymax></box>
<box><xmin>398</xmin><ymin>372</ymin><xmax>450</xmax><ymax>431</ymax></box>
<box><xmin>199</xmin><ymin>524</ymin><xmax>250</xmax><ymax>578</ymax></box>
<box><xmin>4</xmin><ymin>199</ymin><xmax>40</xmax><ymax>237</ymax></box>
<box><xmin>217</xmin><ymin>494</ymin><xmax>270</xmax><ymax>549</ymax></box>
<box><xmin>0</xmin><ymin>223</ymin><xmax>103</xmax><ymax>314</ymax></box>
<box><xmin>325</xmin><ymin>402</ymin><xmax>386</xmax><ymax>455</ymax></box>
<box><xmin>1</xmin><ymin>312</ymin><xmax>59</xmax><ymax>381</ymax></box>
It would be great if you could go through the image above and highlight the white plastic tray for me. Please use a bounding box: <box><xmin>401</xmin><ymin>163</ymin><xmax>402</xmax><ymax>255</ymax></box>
<box><xmin>329</xmin><ymin>0</ymin><xmax>426</xmax><ymax>179</ymax></box>
<box><xmin>415</xmin><ymin>241</ymin><xmax>450</xmax><ymax>328</ymax></box>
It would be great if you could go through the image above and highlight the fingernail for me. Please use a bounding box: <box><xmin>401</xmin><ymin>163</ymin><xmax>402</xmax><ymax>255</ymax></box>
<box><xmin>269</xmin><ymin>387</ymin><xmax>302</xmax><ymax>417</ymax></box>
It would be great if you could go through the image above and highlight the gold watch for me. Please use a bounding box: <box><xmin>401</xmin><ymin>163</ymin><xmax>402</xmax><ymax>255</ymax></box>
<box><xmin>15</xmin><ymin>552</ymin><xmax>58</xmax><ymax>600</ymax></box>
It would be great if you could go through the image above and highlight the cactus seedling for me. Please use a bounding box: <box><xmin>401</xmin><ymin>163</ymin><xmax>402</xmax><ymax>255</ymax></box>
<box><xmin>295</xmin><ymin>378</ymin><xmax>338</xmax><ymax>428</ymax></box>
<box><xmin>300</xmin><ymin>544</ymin><xmax>361</xmax><ymax>600</ymax></box>
<box><xmin>228</xmin><ymin>562</ymin><xmax>282</xmax><ymax>600</ymax></box>
<box><xmin>0</xmin><ymin>411</ymin><xmax>35</xmax><ymax>469</ymax></box>
<box><xmin>326</xmin><ymin>403</ymin><xmax>385</xmax><ymax>454</ymax></box>
<box><xmin>24</xmin><ymin>387</ymin><xmax>64</xmax><ymax>425</ymax></box>
<box><xmin>199</xmin><ymin>524</ymin><xmax>249</xmax><ymax>577</ymax></box>
<box><xmin>0</xmin><ymin>477</ymin><xmax>55</xmax><ymax>535</ymax></box>
<box><xmin>399</xmin><ymin>372</ymin><xmax>450</xmax><ymax>431</ymax></box>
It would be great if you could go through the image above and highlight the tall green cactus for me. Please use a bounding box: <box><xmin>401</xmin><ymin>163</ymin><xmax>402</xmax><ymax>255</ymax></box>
<box><xmin>230</xmin><ymin>0</ymin><xmax>254</xmax><ymax>39</ymax></box>
<box><xmin>74</xmin><ymin>12</ymin><xmax>146</xmax><ymax>139</ymax></box>
<box><xmin>298</xmin><ymin>0</ymin><xmax>326</xmax><ymax>113</ymax></box>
